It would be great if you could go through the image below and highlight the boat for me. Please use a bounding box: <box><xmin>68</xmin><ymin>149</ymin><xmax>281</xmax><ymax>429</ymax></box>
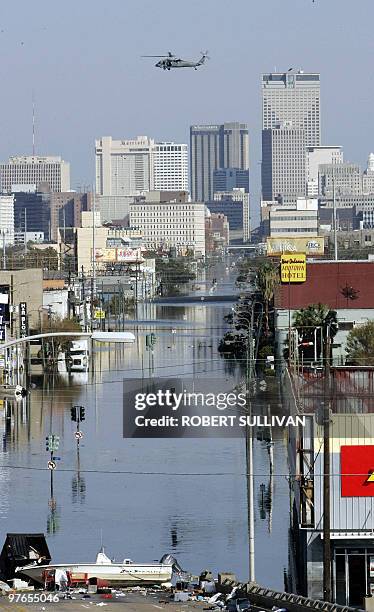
<box><xmin>16</xmin><ymin>550</ymin><xmax>174</xmax><ymax>587</ymax></box>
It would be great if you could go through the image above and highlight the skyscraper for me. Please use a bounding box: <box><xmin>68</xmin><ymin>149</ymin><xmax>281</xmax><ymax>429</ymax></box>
<box><xmin>95</xmin><ymin>136</ymin><xmax>154</xmax><ymax>197</ymax></box>
<box><xmin>190</xmin><ymin>122</ymin><xmax>249</xmax><ymax>201</ymax></box>
<box><xmin>95</xmin><ymin>136</ymin><xmax>189</xmax><ymax>197</ymax></box>
<box><xmin>262</xmin><ymin>70</ymin><xmax>320</xmax><ymax>146</ymax></box>
<box><xmin>152</xmin><ymin>143</ymin><xmax>189</xmax><ymax>191</ymax></box>
<box><xmin>262</xmin><ymin>124</ymin><xmax>306</xmax><ymax>202</ymax></box>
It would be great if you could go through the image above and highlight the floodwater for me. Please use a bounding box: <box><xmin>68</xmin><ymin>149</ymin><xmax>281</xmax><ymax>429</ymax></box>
<box><xmin>0</xmin><ymin>261</ymin><xmax>289</xmax><ymax>589</ymax></box>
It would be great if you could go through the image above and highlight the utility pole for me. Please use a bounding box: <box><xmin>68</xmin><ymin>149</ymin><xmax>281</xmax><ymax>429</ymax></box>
<box><xmin>332</xmin><ymin>172</ymin><xmax>338</xmax><ymax>261</ymax></box>
<box><xmin>245</xmin><ymin>305</ymin><xmax>255</xmax><ymax>583</ymax></box>
<box><xmin>91</xmin><ymin>189</ymin><xmax>96</xmax><ymax>332</ymax></box>
<box><xmin>323</xmin><ymin>330</ymin><xmax>332</xmax><ymax>602</ymax></box>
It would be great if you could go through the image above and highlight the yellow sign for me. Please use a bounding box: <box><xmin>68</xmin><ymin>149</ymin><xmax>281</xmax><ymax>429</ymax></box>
<box><xmin>281</xmin><ymin>253</ymin><xmax>307</xmax><ymax>283</ymax></box>
<box><xmin>94</xmin><ymin>309</ymin><xmax>106</xmax><ymax>320</ymax></box>
<box><xmin>94</xmin><ymin>248</ymin><xmax>116</xmax><ymax>262</ymax></box>
<box><xmin>267</xmin><ymin>236</ymin><xmax>324</xmax><ymax>256</ymax></box>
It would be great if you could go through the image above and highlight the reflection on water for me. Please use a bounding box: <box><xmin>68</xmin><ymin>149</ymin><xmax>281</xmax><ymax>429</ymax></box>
<box><xmin>0</xmin><ymin>268</ymin><xmax>290</xmax><ymax>588</ymax></box>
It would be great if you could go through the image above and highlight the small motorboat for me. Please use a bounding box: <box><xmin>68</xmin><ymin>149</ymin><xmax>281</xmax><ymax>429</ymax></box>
<box><xmin>16</xmin><ymin>549</ymin><xmax>174</xmax><ymax>587</ymax></box>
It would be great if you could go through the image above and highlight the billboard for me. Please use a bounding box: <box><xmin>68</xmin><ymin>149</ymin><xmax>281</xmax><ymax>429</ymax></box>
<box><xmin>341</xmin><ymin>445</ymin><xmax>374</xmax><ymax>497</ymax></box>
<box><xmin>94</xmin><ymin>248</ymin><xmax>116</xmax><ymax>262</ymax></box>
<box><xmin>267</xmin><ymin>236</ymin><xmax>324</xmax><ymax>256</ymax></box>
<box><xmin>94</xmin><ymin>248</ymin><xmax>143</xmax><ymax>263</ymax></box>
<box><xmin>280</xmin><ymin>253</ymin><xmax>306</xmax><ymax>283</ymax></box>
<box><xmin>117</xmin><ymin>247</ymin><xmax>142</xmax><ymax>262</ymax></box>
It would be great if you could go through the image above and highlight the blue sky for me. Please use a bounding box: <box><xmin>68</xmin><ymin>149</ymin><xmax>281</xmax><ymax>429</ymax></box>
<box><xmin>0</xmin><ymin>0</ymin><xmax>373</xmax><ymax>218</ymax></box>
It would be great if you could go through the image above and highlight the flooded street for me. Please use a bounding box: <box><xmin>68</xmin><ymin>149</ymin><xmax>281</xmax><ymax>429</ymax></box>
<box><xmin>0</xmin><ymin>262</ymin><xmax>289</xmax><ymax>589</ymax></box>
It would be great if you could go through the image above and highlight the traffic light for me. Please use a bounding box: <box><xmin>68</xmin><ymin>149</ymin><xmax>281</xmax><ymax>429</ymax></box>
<box><xmin>52</xmin><ymin>435</ymin><xmax>60</xmax><ymax>452</ymax></box>
<box><xmin>71</xmin><ymin>407</ymin><xmax>77</xmax><ymax>422</ymax></box>
<box><xmin>46</xmin><ymin>434</ymin><xmax>59</xmax><ymax>452</ymax></box>
<box><xmin>79</xmin><ymin>407</ymin><xmax>85</xmax><ymax>421</ymax></box>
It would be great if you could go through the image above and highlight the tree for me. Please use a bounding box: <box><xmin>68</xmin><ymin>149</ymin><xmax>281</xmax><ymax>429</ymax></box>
<box><xmin>156</xmin><ymin>258</ymin><xmax>195</xmax><ymax>296</ymax></box>
<box><xmin>346</xmin><ymin>321</ymin><xmax>374</xmax><ymax>365</ymax></box>
<box><xmin>257</xmin><ymin>262</ymin><xmax>279</xmax><ymax>334</ymax></box>
<box><xmin>292</xmin><ymin>303</ymin><xmax>338</xmax><ymax>361</ymax></box>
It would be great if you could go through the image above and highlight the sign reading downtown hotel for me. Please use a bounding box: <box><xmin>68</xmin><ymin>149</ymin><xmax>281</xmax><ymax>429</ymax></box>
<box><xmin>281</xmin><ymin>253</ymin><xmax>307</xmax><ymax>283</ymax></box>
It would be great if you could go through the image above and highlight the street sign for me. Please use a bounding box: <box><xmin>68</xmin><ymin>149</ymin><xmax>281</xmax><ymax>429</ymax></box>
<box><xmin>48</xmin><ymin>460</ymin><xmax>56</xmax><ymax>470</ymax></box>
<box><xmin>94</xmin><ymin>309</ymin><xmax>106</xmax><ymax>320</ymax></box>
<box><xmin>74</xmin><ymin>431</ymin><xmax>83</xmax><ymax>440</ymax></box>
<box><xmin>19</xmin><ymin>302</ymin><xmax>28</xmax><ymax>338</ymax></box>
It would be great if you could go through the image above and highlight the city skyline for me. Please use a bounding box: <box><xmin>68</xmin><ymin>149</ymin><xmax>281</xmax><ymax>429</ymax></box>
<box><xmin>0</xmin><ymin>0</ymin><xmax>372</xmax><ymax>220</ymax></box>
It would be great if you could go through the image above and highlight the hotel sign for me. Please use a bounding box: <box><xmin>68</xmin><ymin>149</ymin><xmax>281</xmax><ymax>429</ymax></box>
<box><xmin>267</xmin><ymin>236</ymin><xmax>324</xmax><ymax>256</ymax></box>
<box><xmin>281</xmin><ymin>253</ymin><xmax>306</xmax><ymax>283</ymax></box>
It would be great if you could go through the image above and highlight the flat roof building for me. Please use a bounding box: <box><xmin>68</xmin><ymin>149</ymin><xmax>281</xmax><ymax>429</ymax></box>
<box><xmin>130</xmin><ymin>192</ymin><xmax>205</xmax><ymax>256</ymax></box>
<box><xmin>262</xmin><ymin>70</ymin><xmax>320</xmax><ymax>146</ymax></box>
<box><xmin>190</xmin><ymin>123</ymin><xmax>249</xmax><ymax>201</ymax></box>
<box><xmin>0</xmin><ymin>156</ymin><xmax>70</xmax><ymax>193</ymax></box>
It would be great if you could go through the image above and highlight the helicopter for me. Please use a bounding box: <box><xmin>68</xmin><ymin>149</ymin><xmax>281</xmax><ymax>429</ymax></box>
<box><xmin>142</xmin><ymin>51</ymin><xmax>209</xmax><ymax>71</ymax></box>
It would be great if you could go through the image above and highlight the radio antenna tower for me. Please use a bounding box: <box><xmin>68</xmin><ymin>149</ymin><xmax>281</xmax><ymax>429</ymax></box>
<box><xmin>32</xmin><ymin>92</ymin><xmax>36</xmax><ymax>156</ymax></box>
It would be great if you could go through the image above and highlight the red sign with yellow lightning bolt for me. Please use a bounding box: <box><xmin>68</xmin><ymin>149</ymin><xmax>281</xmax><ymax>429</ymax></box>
<box><xmin>341</xmin><ymin>445</ymin><xmax>374</xmax><ymax>497</ymax></box>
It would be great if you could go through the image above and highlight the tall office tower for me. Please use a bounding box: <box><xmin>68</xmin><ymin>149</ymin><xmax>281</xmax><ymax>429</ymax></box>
<box><xmin>96</xmin><ymin>136</ymin><xmax>154</xmax><ymax>197</ymax></box>
<box><xmin>213</xmin><ymin>168</ymin><xmax>250</xmax><ymax>193</ymax></box>
<box><xmin>152</xmin><ymin>143</ymin><xmax>189</xmax><ymax>191</ymax></box>
<box><xmin>306</xmin><ymin>146</ymin><xmax>343</xmax><ymax>196</ymax></box>
<box><xmin>262</xmin><ymin>124</ymin><xmax>306</xmax><ymax>203</ymax></box>
<box><xmin>190</xmin><ymin>122</ymin><xmax>249</xmax><ymax>201</ymax></box>
<box><xmin>0</xmin><ymin>195</ymin><xmax>15</xmax><ymax>245</ymax></box>
<box><xmin>319</xmin><ymin>162</ymin><xmax>362</xmax><ymax>196</ymax></box>
<box><xmin>262</xmin><ymin>70</ymin><xmax>320</xmax><ymax>146</ymax></box>
<box><xmin>0</xmin><ymin>156</ymin><xmax>70</xmax><ymax>193</ymax></box>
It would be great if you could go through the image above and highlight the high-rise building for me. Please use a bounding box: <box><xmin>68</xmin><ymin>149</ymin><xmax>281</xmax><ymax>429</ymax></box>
<box><xmin>190</xmin><ymin>123</ymin><xmax>249</xmax><ymax>201</ymax></box>
<box><xmin>262</xmin><ymin>70</ymin><xmax>320</xmax><ymax>146</ymax></box>
<box><xmin>96</xmin><ymin>136</ymin><xmax>154</xmax><ymax>197</ymax></box>
<box><xmin>49</xmin><ymin>191</ymin><xmax>92</xmax><ymax>242</ymax></box>
<box><xmin>13</xmin><ymin>191</ymin><xmax>50</xmax><ymax>238</ymax></box>
<box><xmin>0</xmin><ymin>195</ymin><xmax>15</xmax><ymax>246</ymax></box>
<box><xmin>262</xmin><ymin>124</ymin><xmax>306</xmax><ymax>202</ymax></box>
<box><xmin>0</xmin><ymin>156</ymin><xmax>70</xmax><ymax>193</ymax></box>
<box><xmin>95</xmin><ymin>136</ymin><xmax>189</xmax><ymax>198</ymax></box>
<box><xmin>208</xmin><ymin>189</ymin><xmax>250</xmax><ymax>242</ymax></box>
<box><xmin>152</xmin><ymin>143</ymin><xmax>188</xmax><ymax>191</ymax></box>
<box><xmin>213</xmin><ymin>168</ymin><xmax>249</xmax><ymax>193</ymax></box>
<box><xmin>306</xmin><ymin>146</ymin><xmax>343</xmax><ymax>196</ymax></box>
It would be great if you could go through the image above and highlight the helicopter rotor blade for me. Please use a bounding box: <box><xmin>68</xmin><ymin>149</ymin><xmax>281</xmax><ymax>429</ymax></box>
<box><xmin>141</xmin><ymin>55</ymin><xmax>169</xmax><ymax>58</ymax></box>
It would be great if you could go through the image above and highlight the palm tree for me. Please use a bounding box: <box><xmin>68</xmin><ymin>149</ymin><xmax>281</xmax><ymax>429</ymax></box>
<box><xmin>292</xmin><ymin>303</ymin><xmax>338</xmax><ymax>361</ymax></box>
<box><xmin>257</xmin><ymin>262</ymin><xmax>279</xmax><ymax>334</ymax></box>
